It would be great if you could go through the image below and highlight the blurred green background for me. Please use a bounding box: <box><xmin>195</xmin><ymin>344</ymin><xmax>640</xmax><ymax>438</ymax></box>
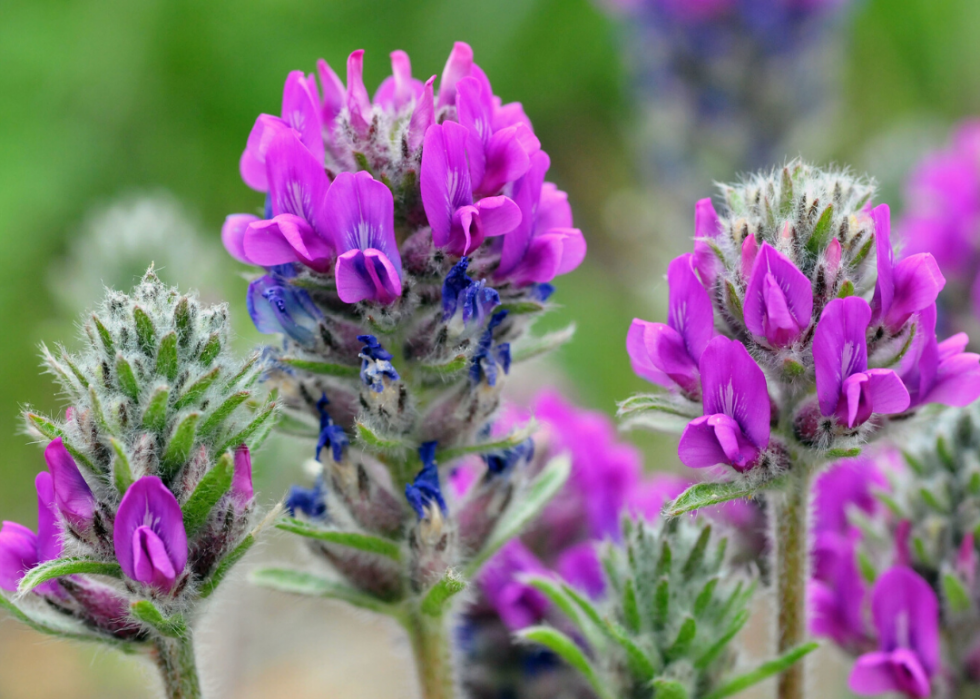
<box><xmin>1</xmin><ymin>0</ymin><xmax>979</xmax><ymax>694</ymax></box>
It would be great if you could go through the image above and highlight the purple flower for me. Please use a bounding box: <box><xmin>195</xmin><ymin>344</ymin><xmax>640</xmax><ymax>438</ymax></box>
<box><xmin>421</xmin><ymin>121</ymin><xmax>522</xmax><ymax>257</ymax></box>
<box><xmin>896</xmin><ymin>303</ymin><xmax>980</xmax><ymax>409</ymax></box>
<box><xmin>678</xmin><ymin>336</ymin><xmax>770</xmax><ymax>472</ymax></box>
<box><xmin>231</xmin><ymin>445</ymin><xmax>254</xmax><ymax>510</ymax></box>
<box><xmin>555</xmin><ymin>543</ymin><xmax>605</xmax><ymax>599</ymax></box>
<box><xmin>479</xmin><ymin>539</ymin><xmax>550</xmax><ymax>630</ymax></box>
<box><xmin>373</xmin><ymin>50</ymin><xmax>424</xmax><ymax>112</ymax></box>
<box><xmin>437</xmin><ymin>41</ymin><xmax>474</xmax><ymax>109</ymax></box>
<box><xmin>693</xmin><ymin>198</ymin><xmax>723</xmax><ymax>289</ymax></box>
<box><xmin>469</xmin><ymin>311</ymin><xmax>511</xmax><ymax>387</ymax></box>
<box><xmin>849</xmin><ymin>567</ymin><xmax>939</xmax><ymax>699</ymax></box>
<box><xmin>113</xmin><ymin>476</ymin><xmax>188</xmax><ymax>594</ymax></box>
<box><xmin>405</xmin><ymin>442</ymin><xmax>447</xmax><ymax>519</ymax></box>
<box><xmin>870</xmin><ymin>204</ymin><xmax>945</xmax><ymax>334</ymax></box>
<box><xmin>813</xmin><ymin>297</ymin><xmax>910</xmax><ymax>428</ymax></box>
<box><xmin>441</xmin><ymin>257</ymin><xmax>501</xmax><ymax>333</ymax></box>
<box><xmin>494</xmin><ymin>151</ymin><xmax>586</xmax><ymax>286</ymax></box>
<box><xmin>813</xmin><ymin>457</ymin><xmax>886</xmax><ymax>537</ymax></box>
<box><xmin>247</xmin><ymin>275</ymin><xmax>323</xmax><ymax>348</ymax></box>
<box><xmin>315</xmin><ymin>394</ymin><xmax>349</xmax><ymax>463</ymax></box>
<box><xmin>286</xmin><ymin>477</ymin><xmax>327</xmax><ymax>520</ymax></box>
<box><xmin>810</xmin><ymin>531</ymin><xmax>868</xmax><ymax>649</ymax></box>
<box><xmin>358</xmin><ymin>335</ymin><xmax>399</xmax><ymax>392</ymax></box>
<box><xmin>44</xmin><ymin>438</ymin><xmax>96</xmax><ymax>530</ymax></box>
<box><xmin>744</xmin><ymin>242</ymin><xmax>813</xmax><ymax>347</ymax></box>
<box><xmin>628</xmin><ymin>252</ymin><xmax>714</xmax><ymax>398</ymax></box>
<box><xmin>0</xmin><ymin>473</ymin><xmax>62</xmax><ymax>593</ymax></box>
<box><xmin>322</xmin><ymin>171</ymin><xmax>402</xmax><ymax>305</ymax></box>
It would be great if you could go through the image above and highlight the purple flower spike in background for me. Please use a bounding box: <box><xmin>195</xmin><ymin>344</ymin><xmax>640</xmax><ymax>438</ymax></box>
<box><xmin>744</xmin><ymin>242</ymin><xmax>813</xmax><ymax>348</ymax></box>
<box><xmin>479</xmin><ymin>540</ymin><xmax>550</xmax><ymax>631</ymax></box>
<box><xmin>849</xmin><ymin>567</ymin><xmax>939</xmax><ymax>699</ymax></box>
<box><xmin>897</xmin><ymin>303</ymin><xmax>980</xmax><ymax>409</ymax></box>
<box><xmin>323</xmin><ymin>171</ymin><xmax>402</xmax><ymax>304</ymax></box>
<box><xmin>678</xmin><ymin>335</ymin><xmax>770</xmax><ymax>471</ymax></box>
<box><xmin>810</xmin><ymin>533</ymin><xmax>867</xmax><ymax>650</ymax></box>
<box><xmin>113</xmin><ymin>476</ymin><xmax>188</xmax><ymax>594</ymax></box>
<box><xmin>814</xmin><ymin>297</ymin><xmax>909</xmax><ymax>428</ymax></box>
<box><xmin>44</xmin><ymin>437</ymin><xmax>95</xmax><ymax>530</ymax></box>
<box><xmin>628</xmin><ymin>252</ymin><xmax>714</xmax><ymax>398</ymax></box>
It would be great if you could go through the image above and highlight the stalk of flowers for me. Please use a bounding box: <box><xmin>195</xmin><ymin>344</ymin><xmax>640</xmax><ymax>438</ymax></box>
<box><xmin>598</xmin><ymin>0</ymin><xmax>854</xmax><ymax>190</ymax></box>
<box><xmin>811</xmin><ymin>407</ymin><xmax>980</xmax><ymax>698</ymax></box>
<box><xmin>619</xmin><ymin>161</ymin><xmax>980</xmax><ymax>699</ymax></box>
<box><xmin>898</xmin><ymin>119</ymin><xmax>980</xmax><ymax>342</ymax></box>
<box><xmin>454</xmin><ymin>391</ymin><xmax>769</xmax><ymax>699</ymax></box>
<box><xmin>230</xmin><ymin>42</ymin><xmax>584</xmax><ymax>699</ymax></box>
<box><xmin>0</xmin><ymin>271</ymin><xmax>274</xmax><ymax>699</ymax></box>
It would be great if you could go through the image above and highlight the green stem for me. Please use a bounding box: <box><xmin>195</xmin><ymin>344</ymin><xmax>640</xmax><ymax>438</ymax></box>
<box><xmin>771</xmin><ymin>466</ymin><xmax>810</xmax><ymax>699</ymax></box>
<box><xmin>406</xmin><ymin>610</ymin><xmax>456</xmax><ymax>699</ymax></box>
<box><xmin>153</xmin><ymin>634</ymin><xmax>202</xmax><ymax>699</ymax></box>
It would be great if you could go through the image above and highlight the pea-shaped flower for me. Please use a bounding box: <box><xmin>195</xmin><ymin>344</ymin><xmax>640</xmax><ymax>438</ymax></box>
<box><xmin>113</xmin><ymin>476</ymin><xmax>188</xmax><ymax>594</ymax></box>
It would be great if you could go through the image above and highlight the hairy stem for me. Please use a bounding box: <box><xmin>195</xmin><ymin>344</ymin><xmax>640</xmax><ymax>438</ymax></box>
<box><xmin>771</xmin><ymin>466</ymin><xmax>810</xmax><ymax>699</ymax></box>
<box><xmin>153</xmin><ymin>634</ymin><xmax>202</xmax><ymax>699</ymax></box>
<box><xmin>407</xmin><ymin>610</ymin><xmax>456</xmax><ymax>699</ymax></box>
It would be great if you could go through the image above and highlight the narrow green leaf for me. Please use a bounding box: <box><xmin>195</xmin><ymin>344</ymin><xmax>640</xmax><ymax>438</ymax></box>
<box><xmin>653</xmin><ymin>578</ymin><xmax>670</xmax><ymax>629</ymax></box>
<box><xmin>826</xmin><ymin>447</ymin><xmax>861</xmax><ymax>459</ymax></box>
<box><xmin>525</xmin><ymin>576</ymin><xmax>605</xmax><ymax>650</ymax></box>
<box><xmin>217</xmin><ymin>402</ymin><xmax>276</xmax><ymax>454</ymax></box>
<box><xmin>725</xmin><ymin>282</ymin><xmax>744</xmax><ymax>324</ymax></box>
<box><xmin>606</xmin><ymin>619</ymin><xmax>658</xmax><ymax>680</ymax></box>
<box><xmin>651</xmin><ymin>679</ymin><xmax>689</xmax><ymax>699</ymax></box>
<box><xmin>937</xmin><ymin>436</ymin><xmax>957</xmax><ymax>472</ymax></box>
<box><xmin>92</xmin><ymin>315</ymin><xmax>114</xmax><ymax>355</ymax></box>
<box><xmin>18</xmin><ymin>558</ymin><xmax>122</xmax><ymax>594</ymax></box>
<box><xmin>438</xmin><ymin>420</ymin><xmax>536</xmax><ymax>461</ymax></box>
<box><xmin>200</xmin><ymin>534</ymin><xmax>255</xmax><ymax>598</ymax></box>
<box><xmin>901</xmin><ymin>450</ymin><xmax>926</xmax><ymax>477</ymax></box>
<box><xmin>115</xmin><ymin>355</ymin><xmax>140</xmax><ymax>401</ymax></box>
<box><xmin>174</xmin><ymin>367</ymin><xmax>220</xmax><ymax>410</ymax></box>
<box><xmin>224</xmin><ymin>353</ymin><xmax>259</xmax><ymax>391</ymax></box>
<box><xmin>617</xmin><ymin>393</ymin><xmax>701</xmax><ymax>435</ymax></box>
<box><xmin>920</xmin><ymin>487</ymin><xmax>947</xmax><ymax>513</ymax></box>
<box><xmin>250</xmin><ymin>567</ymin><xmax>398</xmax><ymax>616</ymax></box>
<box><xmin>623</xmin><ymin>579</ymin><xmax>640</xmax><ymax>633</ymax></box>
<box><xmin>702</xmin><ymin>642</ymin><xmax>819</xmax><ymax>699</ymax></box>
<box><xmin>465</xmin><ymin>454</ymin><xmax>571</xmax><ymax>577</ymax></box>
<box><xmin>276</xmin><ymin>519</ymin><xmax>401</xmax><ymax>561</ymax></box>
<box><xmin>694</xmin><ymin>578</ymin><xmax>719</xmax><ymax>617</ymax></box>
<box><xmin>156</xmin><ymin>332</ymin><xmax>179</xmax><ymax>381</ymax></box>
<box><xmin>133</xmin><ymin>307</ymin><xmax>156</xmax><ymax>355</ymax></box>
<box><xmin>518</xmin><ymin>626</ymin><xmax>612</xmax><ymax>699</ymax></box>
<box><xmin>281</xmin><ymin>357</ymin><xmax>360</xmax><ymax>377</ymax></box>
<box><xmin>666</xmin><ymin>479</ymin><xmax>782</xmax><ymax>517</ymax></box>
<box><xmin>510</xmin><ymin>324</ymin><xmax>576</xmax><ymax>364</ymax></box>
<box><xmin>354</xmin><ymin>420</ymin><xmax>411</xmax><ymax>452</ymax></box>
<box><xmin>174</xmin><ymin>297</ymin><xmax>192</xmax><ymax>347</ymax></box>
<box><xmin>806</xmin><ymin>204</ymin><xmax>834</xmax><ymax>253</ymax></box>
<box><xmin>142</xmin><ymin>386</ymin><xmax>170</xmax><ymax>431</ymax></box>
<box><xmin>421</xmin><ymin>571</ymin><xmax>466</xmax><ymax>617</ymax></box>
<box><xmin>198</xmin><ymin>391</ymin><xmax>250</xmax><ymax>437</ymax></box>
<box><xmin>419</xmin><ymin>354</ymin><xmax>468</xmax><ymax>375</ymax></box>
<box><xmin>87</xmin><ymin>385</ymin><xmax>109</xmax><ymax>433</ymax></box>
<box><xmin>109</xmin><ymin>437</ymin><xmax>133</xmax><ymax>496</ymax></box>
<box><xmin>353</xmin><ymin>151</ymin><xmax>373</xmax><ymax>174</ymax></box>
<box><xmin>857</xmin><ymin>551</ymin><xmax>877</xmax><ymax>584</ymax></box>
<box><xmin>667</xmin><ymin>617</ymin><xmax>697</xmax><ymax>660</ymax></box>
<box><xmin>683</xmin><ymin>526</ymin><xmax>712</xmax><ymax>577</ymax></box>
<box><xmin>851</xmin><ymin>235</ymin><xmax>874</xmax><ymax>268</ymax></box>
<box><xmin>161</xmin><ymin>413</ymin><xmax>200</xmax><ymax>478</ymax></box>
<box><xmin>181</xmin><ymin>453</ymin><xmax>233</xmax><ymax>537</ymax></box>
<box><xmin>695</xmin><ymin>609</ymin><xmax>750</xmax><ymax>669</ymax></box>
<box><xmin>198</xmin><ymin>333</ymin><xmax>221</xmax><ymax>367</ymax></box>
<box><xmin>498</xmin><ymin>300</ymin><xmax>546</xmax><ymax>315</ymax></box>
<box><xmin>942</xmin><ymin>572</ymin><xmax>971</xmax><ymax>613</ymax></box>
<box><xmin>130</xmin><ymin>601</ymin><xmax>185</xmax><ymax>638</ymax></box>
<box><xmin>55</xmin><ymin>347</ymin><xmax>89</xmax><ymax>388</ymax></box>
<box><xmin>779</xmin><ymin>167</ymin><xmax>794</xmax><ymax>216</ymax></box>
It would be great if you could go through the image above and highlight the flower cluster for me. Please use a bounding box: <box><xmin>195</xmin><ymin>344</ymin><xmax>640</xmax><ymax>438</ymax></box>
<box><xmin>0</xmin><ymin>271</ymin><xmax>270</xmax><ymax>696</ymax></box>
<box><xmin>626</xmin><ymin>162</ymin><xmax>980</xmax><ymax>479</ymax></box>
<box><xmin>898</xmin><ymin>119</ymin><xmax>980</xmax><ymax>338</ymax></box>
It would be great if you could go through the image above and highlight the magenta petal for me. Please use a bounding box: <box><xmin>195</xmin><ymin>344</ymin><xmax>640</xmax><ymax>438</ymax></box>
<box><xmin>627</xmin><ymin>319</ymin><xmax>671</xmax><ymax>387</ymax></box>
<box><xmin>132</xmin><ymin>526</ymin><xmax>177</xmax><ymax>591</ymax></box>
<box><xmin>373</xmin><ymin>50</ymin><xmax>421</xmax><ymax>109</ymax></box>
<box><xmin>34</xmin><ymin>472</ymin><xmax>62</xmax><ymax>564</ymax></box>
<box><xmin>266</xmin><ymin>129</ymin><xmax>330</xmax><ymax>235</ymax></box>
<box><xmin>113</xmin><ymin>477</ymin><xmax>187</xmax><ymax>591</ymax></box>
<box><xmin>872</xmin><ymin>567</ymin><xmax>940</xmax><ymax>676</ymax></box>
<box><xmin>456</xmin><ymin>76</ymin><xmax>492</xmax><ymax>146</ymax></box>
<box><xmin>885</xmin><ymin>253</ymin><xmax>946</xmax><ymax>331</ymax></box>
<box><xmin>281</xmin><ymin>70</ymin><xmax>324</xmax><ymax>165</ymax></box>
<box><xmin>421</xmin><ymin>122</ymin><xmax>475</xmax><ymax>248</ymax></box>
<box><xmin>345</xmin><ymin>50</ymin><xmax>372</xmax><ymax>136</ymax></box>
<box><xmin>335</xmin><ymin>249</ymin><xmax>402</xmax><ymax>305</ymax></box>
<box><xmin>44</xmin><ymin>438</ymin><xmax>95</xmax><ymax>527</ymax></box>
<box><xmin>699</xmin><ymin>336</ymin><xmax>770</xmax><ymax>450</ymax></box>
<box><xmin>555</xmin><ymin>544</ymin><xmax>605</xmax><ymax>599</ymax></box>
<box><xmin>496</xmin><ymin>151</ymin><xmax>549</xmax><ymax>278</ymax></box>
<box><xmin>479</xmin><ymin>540</ymin><xmax>549</xmax><ymax>631</ymax></box>
<box><xmin>240</xmin><ymin>114</ymin><xmax>290</xmax><ymax>192</ymax></box>
<box><xmin>243</xmin><ymin>214</ymin><xmax>332</xmax><ymax>272</ymax></box>
<box><xmin>537</xmin><ymin>182</ymin><xmax>573</xmax><ymax>231</ymax></box>
<box><xmin>938</xmin><ymin>332</ymin><xmax>969</xmax><ymax>360</ymax></box>
<box><xmin>695</xmin><ymin>198</ymin><xmax>721</xmax><ymax>239</ymax></box>
<box><xmin>870</xmin><ymin>203</ymin><xmax>895</xmax><ymax>325</ymax></box>
<box><xmin>474</xmin><ymin>196</ymin><xmax>521</xmax><ymax>239</ymax></box>
<box><xmin>322</xmin><ymin>171</ymin><xmax>401</xmax><ymax>274</ymax></box>
<box><xmin>478</xmin><ymin>126</ymin><xmax>531</xmax><ymax>195</ymax></box>
<box><xmin>406</xmin><ymin>75</ymin><xmax>435</xmax><ymax>152</ymax></box>
<box><xmin>553</xmin><ymin>228</ymin><xmax>586</xmax><ymax>275</ymax></box>
<box><xmin>744</xmin><ymin>243</ymin><xmax>812</xmax><ymax>347</ymax></box>
<box><xmin>316</xmin><ymin>58</ymin><xmax>346</xmax><ymax>125</ymax></box>
<box><xmin>437</xmin><ymin>41</ymin><xmax>474</xmax><ymax>108</ymax></box>
<box><xmin>813</xmin><ymin>297</ymin><xmax>872</xmax><ymax>417</ymax></box>
<box><xmin>667</xmin><ymin>253</ymin><xmax>714</xmax><ymax>362</ymax></box>
<box><xmin>679</xmin><ymin>415</ymin><xmax>748</xmax><ymax>469</ymax></box>
<box><xmin>0</xmin><ymin>521</ymin><xmax>38</xmax><ymax>592</ymax></box>
<box><xmin>927</xmin><ymin>351</ymin><xmax>980</xmax><ymax>406</ymax></box>
<box><xmin>648</xmin><ymin>322</ymin><xmax>700</xmax><ymax>395</ymax></box>
<box><xmin>863</xmin><ymin>369</ymin><xmax>910</xmax><ymax>415</ymax></box>
<box><xmin>507</xmin><ymin>234</ymin><xmax>563</xmax><ymax>286</ymax></box>
<box><xmin>232</xmin><ymin>445</ymin><xmax>254</xmax><ymax>508</ymax></box>
<box><xmin>849</xmin><ymin>652</ymin><xmax>905</xmax><ymax>696</ymax></box>
<box><xmin>222</xmin><ymin>214</ymin><xmax>258</xmax><ymax>264</ymax></box>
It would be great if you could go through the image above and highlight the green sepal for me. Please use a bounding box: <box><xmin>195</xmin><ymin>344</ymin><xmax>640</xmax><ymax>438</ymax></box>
<box><xmin>524</xmin><ymin>576</ymin><xmax>605</xmax><ymax>651</ymax></box>
<box><xmin>725</xmin><ymin>282</ymin><xmax>744</xmax><ymax>325</ymax></box>
<box><xmin>217</xmin><ymin>401</ymin><xmax>276</xmax><ymax>454</ymax></box>
<box><xmin>250</xmin><ymin>567</ymin><xmax>400</xmax><ymax>617</ymax></box>
<box><xmin>421</xmin><ymin>571</ymin><xmax>466</xmax><ymax>617</ymax></box>
<box><xmin>695</xmin><ymin>609</ymin><xmax>750</xmax><ymax>669</ymax></box>
<box><xmin>276</xmin><ymin>518</ymin><xmax>402</xmax><ymax>561</ymax></box>
<box><xmin>702</xmin><ymin>642</ymin><xmax>819</xmax><ymax>699</ymax></box>
<box><xmin>156</xmin><ymin>332</ymin><xmax>179</xmax><ymax>381</ymax></box>
<box><xmin>465</xmin><ymin>454</ymin><xmax>571</xmax><ymax>577</ymax></box>
<box><xmin>651</xmin><ymin>679</ymin><xmax>689</xmax><ymax>699</ymax></box>
<box><xmin>18</xmin><ymin>557</ymin><xmax>123</xmax><ymax>594</ymax></box>
<box><xmin>942</xmin><ymin>572</ymin><xmax>971</xmax><ymax>613</ymax></box>
<box><xmin>826</xmin><ymin>447</ymin><xmax>862</xmax><ymax>459</ymax></box>
<box><xmin>109</xmin><ymin>437</ymin><xmax>134</xmax><ymax>496</ymax></box>
<box><xmin>354</xmin><ymin>420</ymin><xmax>412</xmax><ymax>453</ymax></box>
<box><xmin>438</xmin><ymin>420</ymin><xmax>537</xmax><ymax>461</ymax></box>
<box><xmin>161</xmin><ymin>412</ymin><xmax>200</xmax><ymax>479</ymax></box>
<box><xmin>133</xmin><ymin>307</ymin><xmax>156</xmax><ymax>355</ymax></box>
<box><xmin>181</xmin><ymin>452</ymin><xmax>233</xmax><ymax>537</ymax></box>
<box><xmin>518</xmin><ymin>626</ymin><xmax>612</xmax><ymax>699</ymax></box>
<box><xmin>510</xmin><ymin>324</ymin><xmax>576</xmax><ymax>364</ymax></box>
<box><xmin>667</xmin><ymin>617</ymin><xmax>697</xmax><ymax>661</ymax></box>
<box><xmin>837</xmin><ymin>280</ymin><xmax>855</xmax><ymax>298</ymax></box>
<box><xmin>607</xmin><ymin>619</ymin><xmax>658</xmax><ymax>681</ymax></box>
<box><xmin>198</xmin><ymin>391</ymin><xmax>250</xmax><ymax>437</ymax></box>
<box><xmin>623</xmin><ymin>578</ymin><xmax>641</xmax><ymax>633</ymax></box>
<box><xmin>694</xmin><ymin>578</ymin><xmax>719</xmax><ymax>617</ymax></box>
<box><xmin>142</xmin><ymin>386</ymin><xmax>171</xmax><ymax>431</ymax></box>
<box><xmin>280</xmin><ymin>357</ymin><xmax>360</xmax><ymax>377</ymax></box>
<box><xmin>666</xmin><ymin>478</ymin><xmax>783</xmax><ymax>517</ymax></box>
<box><xmin>115</xmin><ymin>355</ymin><xmax>140</xmax><ymax>401</ymax></box>
<box><xmin>131</xmin><ymin>600</ymin><xmax>185</xmax><ymax>638</ymax></box>
<box><xmin>779</xmin><ymin>167</ymin><xmax>794</xmax><ymax>216</ymax></box>
<box><xmin>174</xmin><ymin>367</ymin><xmax>220</xmax><ymax>410</ymax></box>
<box><xmin>198</xmin><ymin>333</ymin><xmax>221</xmax><ymax>367</ymax></box>
<box><xmin>419</xmin><ymin>354</ymin><xmax>468</xmax><ymax>376</ymax></box>
<box><xmin>173</xmin><ymin>297</ymin><xmax>192</xmax><ymax>347</ymax></box>
<box><xmin>851</xmin><ymin>236</ymin><xmax>874</xmax><ymax>268</ymax></box>
<box><xmin>683</xmin><ymin>526</ymin><xmax>711</xmax><ymax>577</ymax></box>
<box><xmin>92</xmin><ymin>315</ymin><xmax>115</xmax><ymax>355</ymax></box>
<box><xmin>353</xmin><ymin>151</ymin><xmax>373</xmax><ymax>174</ymax></box>
<box><xmin>806</xmin><ymin>204</ymin><xmax>834</xmax><ymax>254</ymax></box>
<box><xmin>498</xmin><ymin>300</ymin><xmax>546</xmax><ymax>315</ymax></box>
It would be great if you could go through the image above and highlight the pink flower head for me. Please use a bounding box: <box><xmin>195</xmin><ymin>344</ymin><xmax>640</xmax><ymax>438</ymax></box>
<box><xmin>323</xmin><ymin>171</ymin><xmax>402</xmax><ymax>305</ymax></box>
<box><xmin>678</xmin><ymin>336</ymin><xmax>770</xmax><ymax>472</ymax></box>
<box><xmin>628</xmin><ymin>252</ymin><xmax>714</xmax><ymax>398</ymax></box>
<box><xmin>813</xmin><ymin>297</ymin><xmax>909</xmax><ymax>428</ymax></box>
<box><xmin>744</xmin><ymin>243</ymin><xmax>813</xmax><ymax>348</ymax></box>
<box><xmin>113</xmin><ymin>477</ymin><xmax>187</xmax><ymax>594</ymax></box>
<box><xmin>849</xmin><ymin>567</ymin><xmax>939</xmax><ymax>699</ymax></box>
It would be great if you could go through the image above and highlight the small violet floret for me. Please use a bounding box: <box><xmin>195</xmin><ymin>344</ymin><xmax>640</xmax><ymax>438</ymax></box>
<box><xmin>743</xmin><ymin>242</ymin><xmax>813</xmax><ymax>348</ymax></box>
<box><xmin>358</xmin><ymin>335</ymin><xmax>399</xmax><ymax>393</ymax></box>
<box><xmin>678</xmin><ymin>336</ymin><xmax>770</xmax><ymax>472</ymax></box>
<box><xmin>469</xmin><ymin>311</ymin><xmax>511</xmax><ymax>386</ymax></box>
<box><xmin>286</xmin><ymin>477</ymin><xmax>328</xmax><ymax>520</ymax></box>
<box><xmin>441</xmin><ymin>257</ymin><xmax>501</xmax><ymax>335</ymax></box>
<box><xmin>405</xmin><ymin>442</ymin><xmax>447</xmax><ymax>520</ymax></box>
<box><xmin>897</xmin><ymin>303</ymin><xmax>980</xmax><ymax>409</ymax></box>
<box><xmin>247</xmin><ymin>275</ymin><xmax>323</xmax><ymax>349</ymax></box>
<box><xmin>315</xmin><ymin>394</ymin><xmax>349</xmax><ymax>463</ymax></box>
<box><xmin>628</xmin><ymin>252</ymin><xmax>714</xmax><ymax>399</ymax></box>
<box><xmin>113</xmin><ymin>476</ymin><xmax>188</xmax><ymax>594</ymax></box>
<box><xmin>813</xmin><ymin>297</ymin><xmax>910</xmax><ymax>428</ymax></box>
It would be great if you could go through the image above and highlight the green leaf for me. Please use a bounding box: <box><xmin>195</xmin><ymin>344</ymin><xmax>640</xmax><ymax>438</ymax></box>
<box><xmin>437</xmin><ymin>419</ymin><xmax>537</xmax><ymax>461</ymax></box>
<box><xmin>826</xmin><ymin>447</ymin><xmax>861</xmax><ymax>459</ymax></box>
<box><xmin>200</xmin><ymin>534</ymin><xmax>255</xmax><ymax>598</ymax></box>
<box><xmin>354</xmin><ymin>420</ymin><xmax>412</xmax><ymax>453</ymax></box>
<box><xmin>942</xmin><ymin>572</ymin><xmax>971</xmax><ymax>613</ymax></box>
<box><xmin>109</xmin><ymin>437</ymin><xmax>133</xmax><ymax>496</ymax></box>
<box><xmin>161</xmin><ymin>412</ymin><xmax>200</xmax><ymax>479</ymax></box>
<box><xmin>606</xmin><ymin>619</ymin><xmax>657</xmax><ymax>681</ymax></box>
<box><xmin>683</xmin><ymin>525</ymin><xmax>712</xmax><ymax>577</ymax></box>
<box><xmin>174</xmin><ymin>297</ymin><xmax>192</xmax><ymax>347</ymax></box>
<box><xmin>779</xmin><ymin>167</ymin><xmax>794</xmax><ymax>216</ymax></box>
<box><xmin>524</xmin><ymin>576</ymin><xmax>605</xmax><ymax>650</ymax></box>
<box><xmin>217</xmin><ymin>401</ymin><xmax>276</xmax><ymax>454</ymax></box>
<box><xmin>174</xmin><ymin>367</ymin><xmax>220</xmax><ymax>410</ymax></box>
<box><xmin>667</xmin><ymin>617</ymin><xmax>697</xmax><ymax>660</ymax></box>
<box><xmin>694</xmin><ymin>578</ymin><xmax>719</xmax><ymax>617</ymax></box>
<box><xmin>353</xmin><ymin>151</ymin><xmax>373</xmax><ymax>174</ymax></box>
<box><xmin>198</xmin><ymin>333</ymin><xmax>221</xmax><ymax>367</ymax></box>
<box><xmin>806</xmin><ymin>204</ymin><xmax>834</xmax><ymax>254</ymax></box>
<box><xmin>115</xmin><ymin>355</ymin><xmax>140</xmax><ymax>401</ymax></box>
<box><xmin>695</xmin><ymin>609</ymin><xmax>750</xmax><ymax>669</ymax></box>
<box><xmin>130</xmin><ymin>601</ymin><xmax>185</xmax><ymax>638</ymax></box>
<box><xmin>518</xmin><ymin>626</ymin><xmax>612</xmax><ymax>699</ymax></box>
<box><xmin>156</xmin><ymin>332</ymin><xmax>179</xmax><ymax>381</ymax></box>
<box><xmin>18</xmin><ymin>558</ymin><xmax>122</xmax><ymax>594</ymax></box>
<box><xmin>224</xmin><ymin>353</ymin><xmax>259</xmax><ymax>391</ymax></box>
<box><xmin>276</xmin><ymin>519</ymin><xmax>402</xmax><ymax>561</ymax></box>
<box><xmin>623</xmin><ymin>579</ymin><xmax>640</xmax><ymax>633</ymax></box>
<box><xmin>419</xmin><ymin>354</ymin><xmax>468</xmax><ymax>375</ymax></box>
<box><xmin>465</xmin><ymin>454</ymin><xmax>571</xmax><ymax>577</ymax></box>
<box><xmin>851</xmin><ymin>236</ymin><xmax>874</xmax><ymax>268</ymax></box>
<box><xmin>651</xmin><ymin>679</ymin><xmax>689</xmax><ymax>699</ymax></box>
<box><xmin>133</xmin><ymin>307</ymin><xmax>156</xmax><ymax>355</ymax></box>
<box><xmin>702</xmin><ymin>642</ymin><xmax>819</xmax><ymax>699</ymax></box>
<box><xmin>920</xmin><ymin>486</ymin><xmax>947</xmax><ymax>513</ymax></box>
<box><xmin>666</xmin><ymin>479</ymin><xmax>782</xmax><ymax>517</ymax></box>
<box><xmin>250</xmin><ymin>568</ymin><xmax>399</xmax><ymax>616</ymax></box>
<box><xmin>421</xmin><ymin>571</ymin><xmax>466</xmax><ymax>617</ymax></box>
<box><xmin>198</xmin><ymin>391</ymin><xmax>250</xmax><ymax>437</ymax></box>
<box><xmin>281</xmin><ymin>357</ymin><xmax>360</xmax><ymax>377</ymax></box>
<box><xmin>510</xmin><ymin>324</ymin><xmax>576</xmax><ymax>364</ymax></box>
<box><xmin>498</xmin><ymin>300</ymin><xmax>546</xmax><ymax>315</ymax></box>
<box><xmin>142</xmin><ymin>386</ymin><xmax>171</xmax><ymax>431</ymax></box>
<box><xmin>181</xmin><ymin>453</ymin><xmax>233</xmax><ymax>537</ymax></box>
<box><xmin>92</xmin><ymin>315</ymin><xmax>114</xmax><ymax>355</ymax></box>
<box><xmin>857</xmin><ymin>551</ymin><xmax>877</xmax><ymax>584</ymax></box>
<box><xmin>653</xmin><ymin>579</ymin><xmax>670</xmax><ymax>629</ymax></box>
